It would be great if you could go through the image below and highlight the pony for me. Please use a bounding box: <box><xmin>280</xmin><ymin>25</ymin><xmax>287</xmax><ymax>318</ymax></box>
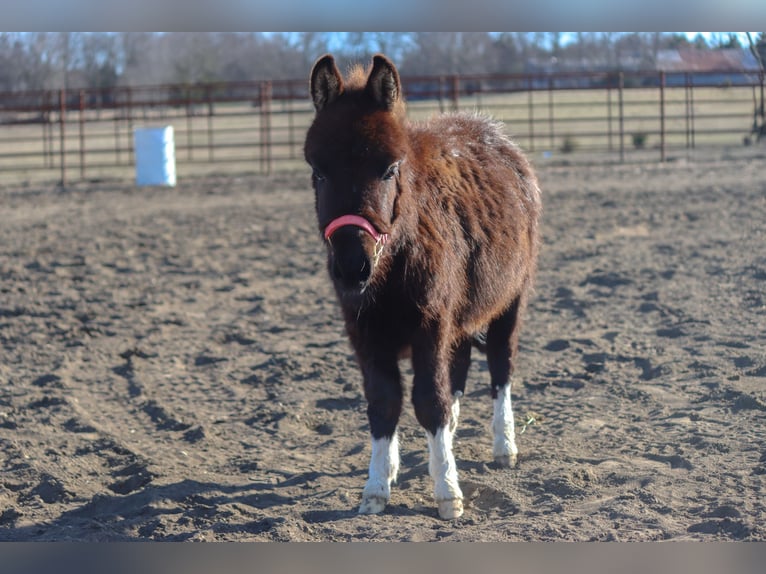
<box><xmin>304</xmin><ymin>54</ymin><xmax>541</xmax><ymax>520</ymax></box>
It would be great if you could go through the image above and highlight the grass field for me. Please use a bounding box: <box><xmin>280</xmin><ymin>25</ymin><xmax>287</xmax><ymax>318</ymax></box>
<box><xmin>0</xmin><ymin>82</ymin><xmax>761</xmax><ymax>185</ymax></box>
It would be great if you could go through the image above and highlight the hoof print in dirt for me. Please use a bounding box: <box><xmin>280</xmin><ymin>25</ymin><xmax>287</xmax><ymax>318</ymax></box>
<box><xmin>142</xmin><ymin>400</ymin><xmax>191</xmax><ymax>432</ymax></box>
<box><xmin>183</xmin><ymin>425</ymin><xmax>206</xmax><ymax>443</ymax></box>
<box><xmin>109</xmin><ymin>463</ymin><xmax>154</xmax><ymax>495</ymax></box>
<box><xmin>0</xmin><ymin>508</ymin><xmax>22</xmax><ymax>525</ymax></box>
<box><xmin>32</xmin><ymin>374</ymin><xmax>64</xmax><ymax>388</ymax></box>
<box><xmin>544</xmin><ymin>339</ymin><xmax>570</xmax><ymax>352</ymax></box>
<box><xmin>194</xmin><ymin>354</ymin><xmax>227</xmax><ymax>367</ymax></box>
<box><xmin>29</xmin><ymin>474</ymin><xmax>71</xmax><ymax>504</ymax></box>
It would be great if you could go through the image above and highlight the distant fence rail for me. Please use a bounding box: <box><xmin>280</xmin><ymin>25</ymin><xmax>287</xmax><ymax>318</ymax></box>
<box><xmin>0</xmin><ymin>68</ymin><xmax>763</xmax><ymax>184</ymax></box>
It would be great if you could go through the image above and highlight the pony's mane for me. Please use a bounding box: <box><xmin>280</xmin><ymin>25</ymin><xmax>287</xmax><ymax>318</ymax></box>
<box><xmin>344</xmin><ymin>63</ymin><xmax>370</xmax><ymax>90</ymax></box>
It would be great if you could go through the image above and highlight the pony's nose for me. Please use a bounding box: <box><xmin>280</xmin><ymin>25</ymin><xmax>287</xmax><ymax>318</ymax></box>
<box><xmin>329</xmin><ymin>227</ymin><xmax>372</xmax><ymax>290</ymax></box>
<box><xmin>331</xmin><ymin>251</ymin><xmax>371</xmax><ymax>290</ymax></box>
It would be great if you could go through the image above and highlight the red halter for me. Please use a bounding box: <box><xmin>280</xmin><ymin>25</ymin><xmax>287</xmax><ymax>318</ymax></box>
<box><xmin>323</xmin><ymin>215</ymin><xmax>389</xmax><ymax>245</ymax></box>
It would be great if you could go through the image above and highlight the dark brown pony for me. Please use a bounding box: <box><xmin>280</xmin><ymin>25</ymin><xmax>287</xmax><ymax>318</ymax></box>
<box><xmin>304</xmin><ymin>54</ymin><xmax>541</xmax><ymax>520</ymax></box>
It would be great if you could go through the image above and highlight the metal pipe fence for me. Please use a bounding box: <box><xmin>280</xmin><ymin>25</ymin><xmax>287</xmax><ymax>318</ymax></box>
<box><xmin>0</xmin><ymin>68</ymin><xmax>763</xmax><ymax>185</ymax></box>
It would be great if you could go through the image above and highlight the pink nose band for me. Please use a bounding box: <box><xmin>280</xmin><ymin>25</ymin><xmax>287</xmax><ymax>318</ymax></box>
<box><xmin>324</xmin><ymin>215</ymin><xmax>389</xmax><ymax>245</ymax></box>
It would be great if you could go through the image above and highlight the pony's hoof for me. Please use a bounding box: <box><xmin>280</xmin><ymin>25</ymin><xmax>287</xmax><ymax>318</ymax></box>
<box><xmin>494</xmin><ymin>454</ymin><xmax>517</xmax><ymax>468</ymax></box>
<box><xmin>437</xmin><ymin>498</ymin><xmax>464</xmax><ymax>520</ymax></box>
<box><xmin>359</xmin><ymin>496</ymin><xmax>387</xmax><ymax>515</ymax></box>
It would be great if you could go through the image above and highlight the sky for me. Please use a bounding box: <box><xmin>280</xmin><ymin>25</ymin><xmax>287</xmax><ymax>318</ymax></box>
<box><xmin>2</xmin><ymin>0</ymin><xmax>765</xmax><ymax>32</ymax></box>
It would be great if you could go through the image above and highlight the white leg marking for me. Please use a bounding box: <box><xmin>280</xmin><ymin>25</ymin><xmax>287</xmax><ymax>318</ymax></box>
<box><xmin>450</xmin><ymin>390</ymin><xmax>462</xmax><ymax>434</ymax></box>
<box><xmin>492</xmin><ymin>384</ymin><xmax>518</xmax><ymax>467</ymax></box>
<box><xmin>426</xmin><ymin>425</ymin><xmax>464</xmax><ymax>519</ymax></box>
<box><xmin>359</xmin><ymin>433</ymin><xmax>399</xmax><ymax>514</ymax></box>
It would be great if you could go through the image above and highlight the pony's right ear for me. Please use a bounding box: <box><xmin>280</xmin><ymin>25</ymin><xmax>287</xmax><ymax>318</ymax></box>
<box><xmin>310</xmin><ymin>54</ymin><xmax>344</xmax><ymax>112</ymax></box>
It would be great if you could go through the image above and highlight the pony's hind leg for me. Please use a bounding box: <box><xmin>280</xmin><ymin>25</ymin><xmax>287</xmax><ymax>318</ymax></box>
<box><xmin>449</xmin><ymin>339</ymin><xmax>471</xmax><ymax>433</ymax></box>
<box><xmin>486</xmin><ymin>298</ymin><xmax>522</xmax><ymax>467</ymax></box>
<box><xmin>359</xmin><ymin>359</ymin><xmax>402</xmax><ymax>515</ymax></box>
<box><xmin>492</xmin><ymin>379</ymin><xmax>518</xmax><ymax>468</ymax></box>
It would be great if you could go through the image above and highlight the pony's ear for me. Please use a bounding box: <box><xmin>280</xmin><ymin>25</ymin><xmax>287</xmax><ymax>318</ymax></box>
<box><xmin>366</xmin><ymin>54</ymin><xmax>401</xmax><ymax>111</ymax></box>
<box><xmin>310</xmin><ymin>54</ymin><xmax>344</xmax><ymax>112</ymax></box>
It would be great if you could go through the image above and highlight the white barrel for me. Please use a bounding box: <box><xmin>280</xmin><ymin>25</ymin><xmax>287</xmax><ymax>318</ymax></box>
<box><xmin>134</xmin><ymin>126</ymin><xmax>176</xmax><ymax>186</ymax></box>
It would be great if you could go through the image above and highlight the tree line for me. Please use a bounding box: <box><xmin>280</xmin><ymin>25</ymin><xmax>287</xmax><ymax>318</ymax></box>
<box><xmin>0</xmin><ymin>32</ymin><xmax>763</xmax><ymax>93</ymax></box>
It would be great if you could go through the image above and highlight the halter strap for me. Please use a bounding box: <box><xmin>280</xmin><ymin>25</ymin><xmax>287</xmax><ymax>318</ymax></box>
<box><xmin>323</xmin><ymin>215</ymin><xmax>389</xmax><ymax>245</ymax></box>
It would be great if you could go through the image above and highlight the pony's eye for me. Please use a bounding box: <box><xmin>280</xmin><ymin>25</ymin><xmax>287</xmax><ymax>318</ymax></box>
<box><xmin>382</xmin><ymin>162</ymin><xmax>400</xmax><ymax>181</ymax></box>
<box><xmin>312</xmin><ymin>167</ymin><xmax>326</xmax><ymax>182</ymax></box>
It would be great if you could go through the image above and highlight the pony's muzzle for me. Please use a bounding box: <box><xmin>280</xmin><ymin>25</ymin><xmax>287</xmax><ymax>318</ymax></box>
<box><xmin>328</xmin><ymin>227</ymin><xmax>373</xmax><ymax>292</ymax></box>
<box><xmin>324</xmin><ymin>215</ymin><xmax>389</xmax><ymax>293</ymax></box>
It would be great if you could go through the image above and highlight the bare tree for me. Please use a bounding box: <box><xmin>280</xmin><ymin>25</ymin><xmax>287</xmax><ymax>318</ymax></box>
<box><xmin>119</xmin><ymin>32</ymin><xmax>155</xmax><ymax>86</ymax></box>
<box><xmin>399</xmin><ymin>32</ymin><xmax>493</xmax><ymax>76</ymax></box>
<box><xmin>0</xmin><ymin>32</ymin><xmax>756</xmax><ymax>92</ymax></box>
<box><xmin>296</xmin><ymin>32</ymin><xmax>332</xmax><ymax>72</ymax></box>
<box><xmin>78</xmin><ymin>33</ymin><xmax>120</xmax><ymax>90</ymax></box>
<box><xmin>488</xmin><ymin>33</ymin><xmax>523</xmax><ymax>74</ymax></box>
<box><xmin>0</xmin><ymin>34</ymin><xmax>22</xmax><ymax>92</ymax></box>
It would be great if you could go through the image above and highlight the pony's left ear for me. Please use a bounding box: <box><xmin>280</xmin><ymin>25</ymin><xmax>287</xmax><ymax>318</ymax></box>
<box><xmin>366</xmin><ymin>54</ymin><xmax>401</xmax><ymax>111</ymax></box>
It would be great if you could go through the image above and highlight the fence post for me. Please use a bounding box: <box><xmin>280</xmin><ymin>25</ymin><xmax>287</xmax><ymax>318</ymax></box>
<box><xmin>659</xmin><ymin>71</ymin><xmax>666</xmax><ymax>162</ymax></box>
<box><xmin>618</xmin><ymin>72</ymin><xmax>625</xmax><ymax>163</ymax></box>
<box><xmin>288</xmin><ymin>97</ymin><xmax>296</xmax><ymax>159</ymax></box>
<box><xmin>690</xmin><ymin>74</ymin><xmax>696</xmax><ymax>149</ymax></box>
<box><xmin>127</xmin><ymin>87</ymin><xmax>134</xmax><ymax>164</ymax></box>
<box><xmin>114</xmin><ymin>105</ymin><xmax>120</xmax><ymax>165</ymax></box>
<box><xmin>438</xmin><ymin>76</ymin><xmax>445</xmax><ymax>113</ymax></box>
<box><xmin>760</xmin><ymin>69</ymin><xmax>765</xmax><ymax>140</ymax></box>
<box><xmin>79</xmin><ymin>90</ymin><xmax>86</xmax><ymax>179</ymax></box>
<box><xmin>527</xmin><ymin>77</ymin><xmax>535</xmax><ymax>152</ymax></box>
<box><xmin>607</xmin><ymin>76</ymin><xmax>613</xmax><ymax>152</ymax></box>
<box><xmin>59</xmin><ymin>88</ymin><xmax>66</xmax><ymax>186</ymax></box>
<box><xmin>260</xmin><ymin>81</ymin><xmax>272</xmax><ymax>175</ymax></box>
<box><xmin>451</xmin><ymin>75</ymin><xmax>459</xmax><ymax>111</ymax></box>
<box><xmin>684</xmin><ymin>72</ymin><xmax>697</xmax><ymax>151</ymax></box>
<box><xmin>207</xmin><ymin>85</ymin><xmax>214</xmax><ymax>162</ymax></box>
<box><xmin>186</xmin><ymin>87</ymin><xmax>193</xmax><ymax>161</ymax></box>
<box><xmin>42</xmin><ymin>92</ymin><xmax>51</xmax><ymax>168</ymax></box>
<box><xmin>547</xmin><ymin>76</ymin><xmax>555</xmax><ymax>151</ymax></box>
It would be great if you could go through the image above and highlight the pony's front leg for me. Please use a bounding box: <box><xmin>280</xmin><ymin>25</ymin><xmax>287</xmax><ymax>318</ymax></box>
<box><xmin>359</xmin><ymin>432</ymin><xmax>399</xmax><ymax>514</ymax></box>
<box><xmin>358</xmin><ymin>359</ymin><xmax>402</xmax><ymax>515</ymax></box>
<box><xmin>412</xmin><ymin>336</ymin><xmax>464</xmax><ymax>520</ymax></box>
<box><xmin>425</xmin><ymin>424</ymin><xmax>463</xmax><ymax>519</ymax></box>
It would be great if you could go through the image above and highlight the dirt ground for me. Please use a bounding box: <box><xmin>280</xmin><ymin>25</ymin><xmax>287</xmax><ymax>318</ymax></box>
<box><xmin>1</xmin><ymin>147</ymin><xmax>765</xmax><ymax>541</ymax></box>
